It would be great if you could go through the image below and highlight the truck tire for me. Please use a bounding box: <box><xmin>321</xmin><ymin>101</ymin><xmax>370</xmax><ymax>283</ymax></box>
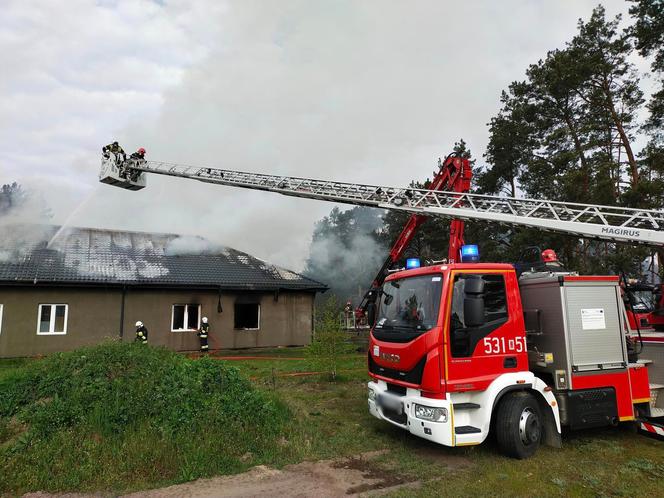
<box><xmin>495</xmin><ymin>391</ymin><xmax>542</xmax><ymax>459</ymax></box>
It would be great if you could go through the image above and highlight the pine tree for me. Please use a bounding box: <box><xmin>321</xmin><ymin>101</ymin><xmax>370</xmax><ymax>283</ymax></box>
<box><xmin>628</xmin><ymin>0</ymin><xmax>664</xmax><ymax>134</ymax></box>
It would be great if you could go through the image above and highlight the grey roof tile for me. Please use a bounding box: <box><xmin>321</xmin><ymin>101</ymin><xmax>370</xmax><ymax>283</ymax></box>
<box><xmin>0</xmin><ymin>225</ymin><xmax>327</xmax><ymax>291</ymax></box>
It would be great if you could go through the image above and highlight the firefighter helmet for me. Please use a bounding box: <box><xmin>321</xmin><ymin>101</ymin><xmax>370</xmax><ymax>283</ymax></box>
<box><xmin>137</xmin><ymin>147</ymin><xmax>146</xmax><ymax>155</ymax></box>
<box><xmin>202</xmin><ymin>317</ymin><xmax>208</xmax><ymax>324</ymax></box>
<box><xmin>541</xmin><ymin>249</ymin><xmax>557</xmax><ymax>263</ymax></box>
<box><xmin>135</xmin><ymin>320</ymin><xmax>143</xmax><ymax>327</ymax></box>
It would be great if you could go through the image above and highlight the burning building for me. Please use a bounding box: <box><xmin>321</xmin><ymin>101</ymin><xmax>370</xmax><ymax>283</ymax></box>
<box><xmin>0</xmin><ymin>225</ymin><xmax>326</xmax><ymax>358</ymax></box>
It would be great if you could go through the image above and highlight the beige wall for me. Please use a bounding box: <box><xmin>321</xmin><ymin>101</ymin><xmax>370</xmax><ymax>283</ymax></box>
<box><xmin>0</xmin><ymin>287</ymin><xmax>121</xmax><ymax>358</ymax></box>
<box><xmin>0</xmin><ymin>286</ymin><xmax>315</xmax><ymax>358</ymax></box>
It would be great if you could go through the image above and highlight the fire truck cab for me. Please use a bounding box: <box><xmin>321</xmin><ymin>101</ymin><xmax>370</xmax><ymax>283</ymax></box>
<box><xmin>367</xmin><ymin>262</ymin><xmax>652</xmax><ymax>458</ymax></box>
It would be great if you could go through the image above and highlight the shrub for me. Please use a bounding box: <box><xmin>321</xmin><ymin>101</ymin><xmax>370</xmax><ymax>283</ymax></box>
<box><xmin>306</xmin><ymin>296</ymin><xmax>355</xmax><ymax>380</ymax></box>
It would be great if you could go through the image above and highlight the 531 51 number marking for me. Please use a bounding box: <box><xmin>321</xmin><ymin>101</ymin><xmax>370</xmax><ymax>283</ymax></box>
<box><xmin>483</xmin><ymin>336</ymin><xmax>526</xmax><ymax>354</ymax></box>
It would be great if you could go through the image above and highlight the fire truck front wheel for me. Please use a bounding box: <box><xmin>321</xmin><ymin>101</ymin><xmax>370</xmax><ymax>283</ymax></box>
<box><xmin>495</xmin><ymin>391</ymin><xmax>542</xmax><ymax>459</ymax></box>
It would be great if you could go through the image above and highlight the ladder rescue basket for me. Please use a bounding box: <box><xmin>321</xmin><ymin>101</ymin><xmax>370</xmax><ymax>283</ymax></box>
<box><xmin>99</xmin><ymin>155</ymin><xmax>147</xmax><ymax>191</ymax></box>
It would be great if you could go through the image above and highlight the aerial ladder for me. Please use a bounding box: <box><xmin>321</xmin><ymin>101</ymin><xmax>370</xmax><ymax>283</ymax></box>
<box><xmin>100</xmin><ymin>154</ymin><xmax>664</xmax><ymax>247</ymax></box>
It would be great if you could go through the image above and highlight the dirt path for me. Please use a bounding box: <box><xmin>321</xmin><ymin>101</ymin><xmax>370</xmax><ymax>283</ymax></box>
<box><xmin>23</xmin><ymin>452</ymin><xmax>419</xmax><ymax>498</ymax></box>
<box><xmin>122</xmin><ymin>455</ymin><xmax>416</xmax><ymax>498</ymax></box>
<box><xmin>23</xmin><ymin>449</ymin><xmax>472</xmax><ymax>498</ymax></box>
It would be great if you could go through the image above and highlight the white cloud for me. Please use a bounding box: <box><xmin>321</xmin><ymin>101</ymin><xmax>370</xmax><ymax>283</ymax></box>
<box><xmin>1</xmin><ymin>0</ymin><xmax>644</xmax><ymax>272</ymax></box>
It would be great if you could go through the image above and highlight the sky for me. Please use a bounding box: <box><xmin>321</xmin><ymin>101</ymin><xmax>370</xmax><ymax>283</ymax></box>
<box><xmin>0</xmin><ymin>0</ymin><xmax>653</xmax><ymax>271</ymax></box>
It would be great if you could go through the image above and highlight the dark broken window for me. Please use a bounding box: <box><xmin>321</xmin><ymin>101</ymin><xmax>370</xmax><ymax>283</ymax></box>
<box><xmin>172</xmin><ymin>304</ymin><xmax>200</xmax><ymax>331</ymax></box>
<box><xmin>234</xmin><ymin>303</ymin><xmax>260</xmax><ymax>330</ymax></box>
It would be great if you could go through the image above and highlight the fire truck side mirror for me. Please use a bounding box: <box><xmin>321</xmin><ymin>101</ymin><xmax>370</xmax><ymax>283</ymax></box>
<box><xmin>464</xmin><ymin>276</ymin><xmax>486</xmax><ymax>327</ymax></box>
<box><xmin>464</xmin><ymin>297</ymin><xmax>485</xmax><ymax>327</ymax></box>
<box><xmin>367</xmin><ymin>302</ymin><xmax>377</xmax><ymax>327</ymax></box>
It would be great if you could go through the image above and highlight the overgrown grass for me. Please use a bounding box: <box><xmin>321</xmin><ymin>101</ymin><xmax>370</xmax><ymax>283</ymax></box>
<box><xmin>2</xmin><ymin>346</ymin><xmax>663</xmax><ymax>497</ymax></box>
<box><xmin>0</xmin><ymin>342</ymin><xmax>290</xmax><ymax>494</ymax></box>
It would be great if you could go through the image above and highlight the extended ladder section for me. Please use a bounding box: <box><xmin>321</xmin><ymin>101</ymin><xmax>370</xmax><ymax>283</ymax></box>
<box><xmin>118</xmin><ymin>159</ymin><xmax>664</xmax><ymax>247</ymax></box>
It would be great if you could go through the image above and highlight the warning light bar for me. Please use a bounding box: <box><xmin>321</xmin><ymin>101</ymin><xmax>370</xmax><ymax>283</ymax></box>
<box><xmin>406</xmin><ymin>258</ymin><xmax>421</xmax><ymax>269</ymax></box>
<box><xmin>461</xmin><ymin>245</ymin><xmax>479</xmax><ymax>263</ymax></box>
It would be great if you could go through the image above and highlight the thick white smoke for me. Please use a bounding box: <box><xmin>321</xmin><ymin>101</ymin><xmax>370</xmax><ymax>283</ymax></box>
<box><xmin>2</xmin><ymin>1</ymin><xmax>639</xmax><ymax>272</ymax></box>
<box><xmin>164</xmin><ymin>236</ymin><xmax>226</xmax><ymax>256</ymax></box>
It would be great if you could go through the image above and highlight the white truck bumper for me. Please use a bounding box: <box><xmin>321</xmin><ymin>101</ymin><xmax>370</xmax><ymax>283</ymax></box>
<box><xmin>368</xmin><ymin>380</ymin><xmax>454</xmax><ymax>447</ymax></box>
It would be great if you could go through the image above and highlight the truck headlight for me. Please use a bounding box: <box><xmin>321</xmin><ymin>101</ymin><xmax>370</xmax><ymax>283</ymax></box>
<box><xmin>414</xmin><ymin>404</ymin><xmax>448</xmax><ymax>422</ymax></box>
<box><xmin>368</xmin><ymin>388</ymin><xmax>376</xmax><ymax>402</ymax></box>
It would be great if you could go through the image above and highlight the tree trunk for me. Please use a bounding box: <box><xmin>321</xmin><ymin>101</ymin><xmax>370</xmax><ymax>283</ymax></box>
<box><xmin>604</xmin><ymin>84</ymin><xmax>639</xmax><ymax>187</ymax></box>
<box><xmin>561</xmin><ymin>111</ymin><xmax>590</xmax><ymax>192</ymax></box>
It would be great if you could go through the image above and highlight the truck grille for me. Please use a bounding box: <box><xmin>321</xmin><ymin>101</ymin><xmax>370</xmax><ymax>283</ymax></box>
<box><xmin>386</xmin><ymin>383</ymin><xmax>407</xmax><ymax>396</ymax></box>
<box><xmin>368</xmin><ymin>353</ymin><xmax>426</xmax><ymax>384</ymax></box>
<box><xmin>382</xmin><ymin>407</ymin><xmax>407</xmax><ymax>425</ymax></box>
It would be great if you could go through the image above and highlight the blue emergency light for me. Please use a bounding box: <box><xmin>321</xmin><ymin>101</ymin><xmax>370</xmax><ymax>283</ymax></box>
<box><xmin>406</xmin><ymin>258</ymin><xmax>421</xmax><ymax>269</ymax></box>
<box><xmin>461</xmin><ymin>244</ymin><xmax>480</xmax><ymax>263</ymax></box>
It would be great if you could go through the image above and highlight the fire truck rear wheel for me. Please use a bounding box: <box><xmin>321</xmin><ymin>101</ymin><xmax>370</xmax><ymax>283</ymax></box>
<box><xmin>495</xmin><ymin>391</ymin><xmax>542</xmax><ymax>459</ymax></box>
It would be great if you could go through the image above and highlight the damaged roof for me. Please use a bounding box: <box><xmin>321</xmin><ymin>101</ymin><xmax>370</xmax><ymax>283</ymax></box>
<box><xmin>0</xmin><ymin>224</ymin><xmax>327</xmax><ymax>291</ymax></box>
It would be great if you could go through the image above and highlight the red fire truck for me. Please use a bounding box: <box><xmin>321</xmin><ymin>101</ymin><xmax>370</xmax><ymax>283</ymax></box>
<box><xmin>366</xmin><ymin>260</ymin><xmax>656</xmax><ymax>458</ymax></box>
<box><xmin>101</xmin><ymin>145</ymin><xmax>664</xmax><ymax>458</ymax></box>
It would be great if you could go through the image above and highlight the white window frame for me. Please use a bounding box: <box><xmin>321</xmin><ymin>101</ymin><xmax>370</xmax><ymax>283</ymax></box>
<box><xmin>36</xmin><ymin>304</ymin><xmax>68</xmax><ymax>335</ymax></box>
<box><xmin>234</xmin><ymin>303</ymin><xmax>261</xmax><ymax>331</ymax></box>
<box><xmin>171</xmin><ymin>304</ymin><xmax>201</xmax><ymax>332</ymax></box>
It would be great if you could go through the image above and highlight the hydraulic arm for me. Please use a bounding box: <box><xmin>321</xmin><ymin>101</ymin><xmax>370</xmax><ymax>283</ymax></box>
<box><xmin>357</xmin><ymin>154</ymin><xmax>471</xmax><ymax>314</ymax></box>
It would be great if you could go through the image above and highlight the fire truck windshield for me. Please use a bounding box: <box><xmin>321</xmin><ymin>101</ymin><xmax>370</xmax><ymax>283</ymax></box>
<box><xmin>373</xmin><ymin>274</ymin><xmax>443</xmax><ymax>342</ymax></box>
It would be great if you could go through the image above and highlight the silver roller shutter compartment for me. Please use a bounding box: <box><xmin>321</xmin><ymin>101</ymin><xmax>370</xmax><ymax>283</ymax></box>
<box><xmin>564</xmin><ymin>286</ymin><xmax>625</xmax><ymax>372</ymax></box>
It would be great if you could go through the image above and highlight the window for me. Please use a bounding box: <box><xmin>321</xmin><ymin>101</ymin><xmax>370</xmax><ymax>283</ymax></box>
<box><xmin>450</xmin><ymin>274</ymin><xmax>508</xmax><ymax>357</ymax></box>
<box><xmin>171</xmin><ymin>304</ymin><xmax>201</xmax><ymax>332</ymax></box>
<box><xmin>373</xmin><ymin>274</ymin><xmax>443</xmax><ymax>343</ymax></box>
<box><xmin>234</xmin><ymin>303</ymin><xmax>260</xmax><ymax>330</ymax></box>
<box><xmin>37</xmin><ymin>304</ymin><xmax>68</xmax><ymax>335</ymax></box>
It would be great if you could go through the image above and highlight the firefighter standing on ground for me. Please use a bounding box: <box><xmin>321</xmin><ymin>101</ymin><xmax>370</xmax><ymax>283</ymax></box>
<box><xmin>135</xmin><ymin>321</ymin><xmax>148</xmax><ymax>344</ymax></box>
<box><xmin>198</xmin><ymin>317</ymin><xmax>210</xmax><ymax>353</ymax></box>
<box><xmin>344</xmin><ymin>300</ymin><xmax>353</xmax><ymax>328</ymax></box>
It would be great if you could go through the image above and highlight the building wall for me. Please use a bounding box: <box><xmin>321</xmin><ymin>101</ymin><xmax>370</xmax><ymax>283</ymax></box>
<box><xmin>0</xmin><ymin>287</ymin><xmax>121</xmax><ymax>358</ymax></box>
<box><xmin>0</xmin><ymin>286</ymin><xmax>315</xmax><ymax>358</ymax></box>
<box><xmin>121</xmin><ymin>289</ymin><xmax>315</xmax><ymax>350</ymax></box>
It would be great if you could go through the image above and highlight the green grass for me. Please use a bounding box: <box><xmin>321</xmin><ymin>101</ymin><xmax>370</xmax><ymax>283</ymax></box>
<box><xmin>2</xmin><ymin>346</ymin><xmax>663</xmax><ymax>497</ymax></box>
<box><xmin>222</xmin><ymin>351</ymin><xmax>365</xmax><ymax>381</ymax></box>
<box><xmin>0</xmin><ymin>357</ymin><xmax>32</xmax><ymax>381</ymax></box>
<box><xmin>228</xmin><ymin>351</ymin><xmax>664</xmax><ymax>497</ymax></box>
<box><xmin>0</xmin><ymin>342</ymin><xmax>290</xmax><ymax>494</ymax></box>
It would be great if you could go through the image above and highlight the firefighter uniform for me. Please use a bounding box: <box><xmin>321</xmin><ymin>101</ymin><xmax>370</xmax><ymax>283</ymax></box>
<box><xmin>129</xmin><ymin>147</ymin><xmax>146</xmax><ymax>161</ymax></box>
<box><xmin>198</xmin><ymin>319</ymin><xmax>210</xmax><ymax>353</ymax></box>
<box><xmin>135</xmin><ymin>321</ymin><xmax>148</xmax><ymax>344</ymax></box>
<box><xmin>102</xmin><ymin>141</ymin><xmax>126</xmax><ymax>162</ymax></box>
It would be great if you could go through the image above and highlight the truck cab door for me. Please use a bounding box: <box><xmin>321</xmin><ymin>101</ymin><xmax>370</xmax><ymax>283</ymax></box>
<box><xmin>445</xmin><ymin>270</ymin><xmax>527</xmax><ymax>393</ymax></box>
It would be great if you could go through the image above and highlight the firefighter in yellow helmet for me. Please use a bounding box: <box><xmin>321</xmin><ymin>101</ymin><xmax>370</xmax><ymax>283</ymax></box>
<box><xmin>102</xmin><ymin>141</ymin><xmax>126</xmax><ymax>162</ymax></box>
<box><xmin>135</xmin><ymin>321</ymin><xmax>148</xmax><ymax>344</ymax></box>
<box><xmin>198</xmin><ymin>317</ymin><xmax>210</xmax><ymax>353</ymax></box>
